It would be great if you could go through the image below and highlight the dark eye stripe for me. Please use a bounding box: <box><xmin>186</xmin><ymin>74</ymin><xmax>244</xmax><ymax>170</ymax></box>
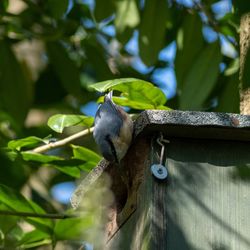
<box><xmin>105</xmin><ymin>135</ymin><xmax>119</xmax><ymax>163</ymax></box>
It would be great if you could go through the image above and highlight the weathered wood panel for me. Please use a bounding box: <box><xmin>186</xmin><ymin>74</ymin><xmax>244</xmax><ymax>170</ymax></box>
<box><xmin>107</xmin><ymin>138</ymin><xmax>250</xmax><ymax>250</ymax></box>
<box><xmin>166</xmin><ymin>139</ymin><xmax>250</xmax><ymax>250</ymax></box>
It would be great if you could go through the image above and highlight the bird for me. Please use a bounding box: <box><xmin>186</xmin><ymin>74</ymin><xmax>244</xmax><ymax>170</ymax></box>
<box><xmin>93</xmin><ymin>91</ymin><xmax>133</xmax><ymax>163</ymax></box>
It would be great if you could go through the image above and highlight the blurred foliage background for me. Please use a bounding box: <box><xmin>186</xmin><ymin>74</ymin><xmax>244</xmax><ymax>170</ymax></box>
<box><xmin>0</xmin><ymin>0</ymin><xmax>247</xmax><ymax>249</ymax></box>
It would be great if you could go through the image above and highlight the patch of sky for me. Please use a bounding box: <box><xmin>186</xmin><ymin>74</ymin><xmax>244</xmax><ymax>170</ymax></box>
<box><xmin>139</xmin><ymin>0</ymin><xmax>145</xmax><ymax>8</ymax></box>
<box><xmin>96</xmin><ymin>33</ymin><xmax>109</xmax><ymax>48</ymax></box>
<box><xmin>199</xmin><ymin>0</ymin><xmax>232</xmax><ymax>23</ymax></box>
<box><xmin>159</xmin><ymin>41</ymin><xmax>176</xmax><ymax>64</ymax></box>
<box><xmin>99</xmin><ymin>15</ymin><xmax>115</xmax><ymax>26</ymax></box>
<box><xmin>203</xmin><ymin>26</ymin><xmax>218</xmax><ymax>43</ymax></box>
<box><xmin>175</xmin><ymin>0</ymin><xmax>196</xmax><ymax>8</ymax></box>
<box><xmin>51</xmin><ymin>182</ymin><xmax>76</xmax><ymax>204</ymax></box>
<box><xmin>219</xmin><ymin>62</ymin><xmax>226</xmax><ymax>72</ymax></box>
<box><xmin>131</xmin><ymin>57</ymin><xmax>153</xmax><ymax>74</ymax></box>
<box><xmin>219</xmin><ymin>34</ymin><xmax>237</xmax><ymax>58</ymax></box>
<box><xmin>227</xmin><ymin>35</ymin><xmax>236</xmax><ymax>45</ymax></box>
<box><xmin>82</xmin><ymin>242</ymin><xmax>94</xmax><ymax>250</ymax></box>
<box><xmin>83</xmin><ymin>18</ymin><xmax>95</xmax><ymax>29</ymax></box>
<box><xmin>199</xmin><ymin>11</ymin><xmax>208</xmax><ymax>23</ymax></box>
<box><xmin>65</xmin><ymin>0</ymin><xmax>74</xmax><ymax>16</ymax></box>
<box><xmin>101</xmin><ymin>25</ymin><xmax>116</xmax><ymax>37</ymax></box>
<box><xmin>212</xmin><ymin>0</ymin><xmax>232</xmax><ymax>19</ymax></box>
<box><xmin>126</xmin><ymin>31</ymin><xmax>177</xmax><ymax>97</ymax></box>
<box><xmin>81</xmin><ymin>101</ymin><xmax>99</xmax><ymax>117</ymax></box>
<box><xmin>80</xmin><ymin>0</ymin><xmax>95</xmax><ymax>11</ymax></box>
<box><xmin>125</xmin><ymin>30</ymin><xmax>139</xmax><ymax>56</ymax></box>
<box><xmin>152</xmin><ymin>42</ymin><xmax>177</xmax><ymax>99</ymax></box>
<box><xmin>152</xmin><ymin>67</ymin><xmax>177</xmax><ymax>99</ymax></box>
<box><xmin>125</xmin><ymin>31</ymin><xmax>153</xmax><ymax>73</ymax></box>
<box><xmin>175</xmin><ymin>0</ymin><xmax>232</xmax><ymax>20</ymax></box>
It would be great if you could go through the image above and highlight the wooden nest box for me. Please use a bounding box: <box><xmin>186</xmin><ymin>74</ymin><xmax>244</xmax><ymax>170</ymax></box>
<box><xmin>72</xmin><ymin>110</ymin><xmax>250</xmax><ymax>250</ymax></box>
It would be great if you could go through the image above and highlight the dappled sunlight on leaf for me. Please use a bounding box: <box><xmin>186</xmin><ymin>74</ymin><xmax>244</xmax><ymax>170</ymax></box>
<box><xmin>90</xmin><ymin>78</ymin><xmax>169</xmax><ymax>109</ymax></box>
<box><xmin>8</xmin><ymin>136</ymin><xmax>46</xmax><ymax>151</ymax></box>
<box><xmin>48</xmin><ymin>114</ymin><xmax>94</xmax><ymax>133</ymax></box>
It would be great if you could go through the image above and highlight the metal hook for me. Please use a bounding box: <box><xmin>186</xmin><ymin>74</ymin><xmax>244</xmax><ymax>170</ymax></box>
<box><xmin>156</xmin><ymin>132</ymin><xmax>170</xmax><ymax>147</ymax></box>
<box><xmin>156</xmin><ymin>133</ymin><xmax>169</xmax><ymax>165</ymax></box>
<box><xmin>151</xmin><ymin>133</ymin><xmax>169</xmax><ymax>180</ymax></box>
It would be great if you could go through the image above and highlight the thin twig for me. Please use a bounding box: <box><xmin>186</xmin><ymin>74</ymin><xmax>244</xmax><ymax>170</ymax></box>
<box><xmin>32</xmin><ymin>127</ymin><xmax>94</xmax><ymax>154</ymax></box>
<box><xmin>0</xmin><ymin>210</ymin><xmax>80</xmax><ymax>219</ymax></box>
<box><xmin>194</xmin><ymin>2</ymin><xmax>218</xmax><ymax>30</ymax></box>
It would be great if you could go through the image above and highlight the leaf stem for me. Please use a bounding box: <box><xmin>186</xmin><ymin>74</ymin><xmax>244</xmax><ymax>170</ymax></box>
<box><xmin>32</xmin><ymin>127</ymin><xmax>94</xmax><ymax>153</ymax></box>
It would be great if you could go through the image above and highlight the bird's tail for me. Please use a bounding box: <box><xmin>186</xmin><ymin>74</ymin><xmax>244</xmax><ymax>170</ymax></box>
<box><xmin>104</xmin><ymin>90</ymin><xmax>113</xmax><ymax>102</ymax></box>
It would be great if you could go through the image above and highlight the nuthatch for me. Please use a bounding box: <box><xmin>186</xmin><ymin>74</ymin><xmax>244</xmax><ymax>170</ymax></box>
<box><xmin>93</xmin><ymin>92</ymin><xmax>133</xmax><ymax>163</ymax></box>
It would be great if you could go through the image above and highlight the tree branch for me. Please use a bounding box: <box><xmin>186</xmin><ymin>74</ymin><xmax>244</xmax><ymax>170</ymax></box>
<box><xmin>32</xmin><ymin>127</ymin><xmax>94</xmax><ymax>154</ymax></box>
<box><xmin>0</xmin><ymin>210</ymin><xmax>80</xmax><ymax>219</ymax></box>
<box><xmin>194</xmin><ymin>2</ymin><xmax>218</xmax><ymax>30</ymax></box>
<box><xmin>193</xmin><ymin>2</ymin><xmax>236</xmax><ymax>46</ymax></box>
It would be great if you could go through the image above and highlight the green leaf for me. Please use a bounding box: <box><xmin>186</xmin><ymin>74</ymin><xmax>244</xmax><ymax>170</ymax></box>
<box><xmin>90</xmin><ymin>78</ymin><xmax>133</xmax><ymax>92</ymax></box>
<box><xmin>112</xmin><ymin>96</ymin><xmax>156</xmax><ymax>109</ymax></box>
<box><xmin>175</xmin><ymin>14</ymin><xmax>204</xmax><ymax>89</ymax></box>
<box><xmin>0</xmin><ymin>150</ymin><xmax>27</xmax><ymax>189</ymax></box>
<box><xmin>18</xmin><ymin>230</ymin><xmax>51</xmax><ymax>249</ymax></box>
<box><xmin>0</xmin><ymin>222</ymin><xmax>23</xmax><ymax>249</ymax></box>
<box><xmin>54</xmin><ymin>160</ymin><xmax>92</xmax><ymax>177</ymax></box>
<box><xmin>225</xmin><ymin>58</ymin><xmax>239</xmax><ymax>76</ymax></box>
<box><xmin>84</xmin><ymin>41</ymin><xmax>113</xmax><ymax>80</ymax></box>
<box><xmin>34</xmin><ymin>66</ymin><xmax>68</xmax><ymax>105</ymax></box>
<box><xmin>54</xmin><ymin>166</ymin><xmax>81</xmax><ymax>178</ymax></box>
<box><xmin>4</xmin><ymin>150</ymin><xmax>18</xmax><ymax>161</ymax></box>
<box><xmin>112</xmin><ymin>97</ymin><xmax>170</xmax><ymax>110</ymax></box>
<box><xmin>79</xmin><ymin>162</ymin><xmax>97</xmax><ymax>172</ymax></box>
<box><xmin>112</xmin><ymin>81</ymin><xmax>167</xmax><ymax>108</ymax></box>
<box><xmin>21</xmin><ymin>152</ymin><xmax>62</xmax><ymax>163</ymax></box>
<box><xmin>70</xmin><ymin>145</ymin><xmax>101</xmax><ymax>175</ymax></box>
<box><xmin>8</xmin><ymin>136</ymin><xmax>45</xmax><ymax>151</ymax></box>
<box><xmin>48</xmin><ymin>114</ymin><xmax>94</xmax><ymax>133</ymax></box>
<box><xmin>21</xmin><ymin>152</ymin><xmax>87</xmax><ymax>177</ymax></box>
<box><xmin>216</xmin><ymin>73</ymin><xmax>240</xmax><ymax>113</ymax></box>
<box><xmin>0</xmin><ymin>111</ymin><xmax>21</xmax><ymax>135</ymax></box>
<box><xmin>180</xmin><ymin>41</ymin><xmax>222</xmax><ymax>110</ymax></box>
<box><xmin>0</xmin><ymin>184</ymin><xmax>53</xmax><ymax>233</ymax></box>
<box><xmin>0</xmin><ymin>0</ymin><xmax>8</xmax><ymax>11</ymax></box>
<box><xmin>48</xmin><ymin>0</ymin><xmax>69</xmax><ymax>19</ymax></box>
<box><xmin>139</xmin><ymin>0</ymin><xmax>168</xmax><ymax>66</ymax></box>
<box><xmin>234</xmin><ymin>1</ymin><xmax>250</xmax><ymax>15</ymax></box>
<box><xmin>0</xmin><ymin>184</ymin><xmax>30</xmax><ymax>211</ymax></box>
<box><xmin>72</xmin><ymin>145</ymin><xmax>101</xmax><ymax>163</ymax></box>
<box><xmin>47</xmin><ymin>42</ymin><xmax>82</xmax><ymax>97</ymax></box>
<box><xmin>52</xmin><ymin>159</ymin><xmax>88</xmax><ymax>177</ymax></box>
<box><xmin>90</xmin><ymin>78</ymin><xmax>167</xmax><ymax>109</ymax></box>
<box><xmin>0</xmin><ymin>40</ymin><xmax>32</xmax><ymax>124</ymax></box>
<box><xmin>54</xmin><ymin>216</ymin><xmax>94</xmax><ymax>240</ymax></box>
<box><xmin>115</xmin><ymin>0</ymin><xmax>139</xmax><ymax>33</ymax></box>
<box><xmin>115</xmin><ymin>0</ymin><xmax>139</xmax><ymax>44</ymax></box>
<box><xmin>27</xmin><ymin>200</ymin><xmax>54</xmax><ymax>233</ymax></box>
<box><xmin>0</xmin><ymin>203</ymin><xmax>19</xmax><ymax>234</ymax></box>
<box><xmin>94</xmin><ymin>0</ymin><xmax>115</xmax><ymax>21</ymax></box>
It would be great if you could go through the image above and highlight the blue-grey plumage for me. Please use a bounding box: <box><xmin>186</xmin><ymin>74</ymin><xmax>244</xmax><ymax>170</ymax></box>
<box><xmin>93</xmin><ymin>92</ymin><xmax>133</xmax><ymax>163</ymax></box>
